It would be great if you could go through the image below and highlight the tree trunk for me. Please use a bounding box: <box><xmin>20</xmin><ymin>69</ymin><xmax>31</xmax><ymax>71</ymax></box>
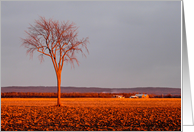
<box><xmin>56</xmin><ymin>71</ymin><xmax>62</xmax><ymax>106</ymax></box>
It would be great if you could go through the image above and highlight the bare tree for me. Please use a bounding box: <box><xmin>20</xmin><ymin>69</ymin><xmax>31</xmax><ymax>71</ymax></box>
<box><xmin>21</xmin><ymin>16</ymin><xmax>89</xmax><ymax>106</ymax></box>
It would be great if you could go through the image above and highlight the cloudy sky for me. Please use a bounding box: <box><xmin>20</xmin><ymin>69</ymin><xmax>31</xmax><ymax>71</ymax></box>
<box><xmin>1</xmin><ymin>1</ymin><xmax>181</xmax><ymax>88</ymax></box>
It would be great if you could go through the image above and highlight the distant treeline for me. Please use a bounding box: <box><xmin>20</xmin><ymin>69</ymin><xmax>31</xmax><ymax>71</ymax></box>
<box><xmin>1</xmin><ymin>92</ymin><xmax>181</xmax><ymax>98</ymax></box>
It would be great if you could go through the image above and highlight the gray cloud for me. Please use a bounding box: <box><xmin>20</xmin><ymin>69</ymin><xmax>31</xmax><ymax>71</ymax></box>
<box><xmin>1</xmin><ymin>1</ymin><xmax>181</xmax><ymax>88</ymax></box>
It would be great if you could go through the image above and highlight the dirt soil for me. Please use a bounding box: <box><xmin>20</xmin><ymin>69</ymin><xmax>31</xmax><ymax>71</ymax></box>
<box><xmin>1</xmin><ymin>98</ymin><xmax>181</xmax><ymax>131</ymax></box>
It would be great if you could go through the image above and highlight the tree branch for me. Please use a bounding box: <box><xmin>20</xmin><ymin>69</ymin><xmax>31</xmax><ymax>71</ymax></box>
<box><xmin>21</xmin><ymin>16</ymin><xmax>89</xmax><ymax>71</ymax></box>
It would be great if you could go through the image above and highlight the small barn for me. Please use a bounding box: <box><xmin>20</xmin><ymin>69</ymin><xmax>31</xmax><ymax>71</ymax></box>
<box><xmin>130</xmin><ymin>94</ymin><xmax>149</xmax><ymax>98</ymax></box>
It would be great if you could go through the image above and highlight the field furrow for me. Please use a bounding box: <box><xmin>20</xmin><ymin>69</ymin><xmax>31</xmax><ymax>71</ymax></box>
<box><xmin>1</xmin><ymin>98</ymin><xmax>181</xmax><ymax>131</ymax></box>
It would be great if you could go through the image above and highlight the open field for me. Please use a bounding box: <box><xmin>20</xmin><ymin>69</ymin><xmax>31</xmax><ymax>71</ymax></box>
<box><xmin>1</xmin><ymin>98</ymin><xmax>181</xmax><ymax>131</ymax></box>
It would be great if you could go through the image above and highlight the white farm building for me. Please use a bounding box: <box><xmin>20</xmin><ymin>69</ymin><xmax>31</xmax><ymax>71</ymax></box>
<box><xmin>130</xmin><ymin>94</ymin><xmax>149</xmax><ymax>98</ymax></box>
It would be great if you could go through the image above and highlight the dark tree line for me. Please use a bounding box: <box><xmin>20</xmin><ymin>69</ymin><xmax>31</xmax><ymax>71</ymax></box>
<box><xmin>1</xmin><ymin>92</ymin><xmax>181</xmax><ymax>98</ymax></box>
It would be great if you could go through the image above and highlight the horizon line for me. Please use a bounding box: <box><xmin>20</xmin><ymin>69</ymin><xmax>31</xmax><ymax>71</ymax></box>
<box><xmin>1</xmin><ymin>86</ymin><xmax>181</xmax><ymax>89</ymax></box>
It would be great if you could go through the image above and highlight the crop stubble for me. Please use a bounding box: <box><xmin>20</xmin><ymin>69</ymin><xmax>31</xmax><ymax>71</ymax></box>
<box><xmin>1</xmin><ymin>98</ymin><xmax>181</xmax><ymax>131</ymax></box>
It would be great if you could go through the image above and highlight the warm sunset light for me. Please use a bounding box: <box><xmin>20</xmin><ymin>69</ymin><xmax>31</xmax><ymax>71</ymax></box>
<box><xmin>1</xmin><ymin>98</ymin><xmax>181</xmax><ymax>131</ymax></box>
<box><xmin>21</xmin><ymin>16</ymin><xmax>89</xmax><ymax>106</ymax></box>
<box><xmin>1</xmin><ymin>1</ymin><xmax>181</xmax><ymax>131</ymax></box>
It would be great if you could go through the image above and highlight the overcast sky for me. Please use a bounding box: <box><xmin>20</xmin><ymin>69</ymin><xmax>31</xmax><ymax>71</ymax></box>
<box><xmin>1</xmin><ymin>1</ymin><xmax>181</xmax><ymax>88</ymax></box>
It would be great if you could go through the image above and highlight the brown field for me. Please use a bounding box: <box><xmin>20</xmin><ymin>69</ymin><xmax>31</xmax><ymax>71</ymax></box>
<box><xmin>1</xmin><ymin>98</ymin><xmax>181</xmax><ymax>131</ymax></box>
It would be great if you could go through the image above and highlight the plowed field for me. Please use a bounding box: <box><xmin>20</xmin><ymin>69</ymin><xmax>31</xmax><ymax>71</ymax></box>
<box><xmin>1</xmin><ymin>98</ymin><xmax>181</xmax><ymax>131</ymax></box>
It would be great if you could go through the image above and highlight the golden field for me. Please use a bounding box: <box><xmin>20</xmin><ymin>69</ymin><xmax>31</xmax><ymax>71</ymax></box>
<box><xmin>1</xmin><ymin>98</ymin><xmax>181</xmax><ymax>131</ymax></box>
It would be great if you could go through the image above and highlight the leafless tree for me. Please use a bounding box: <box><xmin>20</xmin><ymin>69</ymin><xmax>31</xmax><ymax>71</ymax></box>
<box><xmin>21</xmin><ymin>16</ymin><xmax>89</xmax><ymax>106</ymax></box>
